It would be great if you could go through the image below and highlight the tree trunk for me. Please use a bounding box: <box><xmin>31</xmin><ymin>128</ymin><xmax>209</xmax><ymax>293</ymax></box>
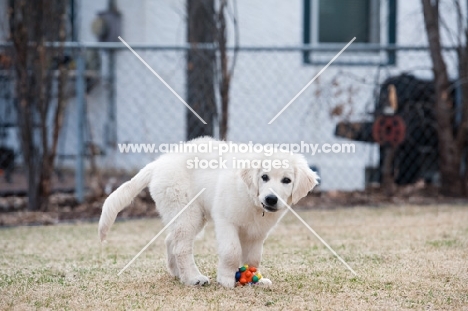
<box><xmin>458</xmin><ymin>28</ymin><xmax>468</xmax><ymax>195</ymax></box>
<box><xmin>218</xmin><ymin>0</ymin><xmax>230</xmax><ymax>141</ymax></box>
<box><xmin>9</xmin><ymin>0</ymin><xmax>68</xmax><ymax>210</ymax></box>
<box><xmin>421</xmin><ymin>0</ymin><xmax>462</xmax><ymax>196</ymax></box>
<box><xmin>186</xmin><ymin>0</ymin><xmax>216</xmax><ymax>140</ymax></box>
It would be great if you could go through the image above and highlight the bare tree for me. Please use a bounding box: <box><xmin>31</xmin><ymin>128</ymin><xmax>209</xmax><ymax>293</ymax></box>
<box><xmin>452</xmin><ymin>0</ymin><xmax>468</xmax><ymax>195</ymax></box>
<box><xmin>8</xmin><ymin>0</ymin><xmax>68</xmax><ymax>210</ymax></box>
<box><xmin>421</xmin><ymin>0</ymin><xmax>468</xmax><ymax>196</ymax></box>
<box><xmin>216</xmin><ymin>0</ymin><xmax>238</xmax><ymax>140</ymax></box>
<box><xmin>186</xmin><ymin>0</ymin><xmax>217</xmax><ymax>140</ymax></box>
<box><xmin>217</xmin><ymin>0</ymin><xmax>230</xmax><ymax>140</ymax></box>
<box><xmin>186</xmin><ymin>0</ymin><xmax>238</xmax><ymax>141</ymax></box>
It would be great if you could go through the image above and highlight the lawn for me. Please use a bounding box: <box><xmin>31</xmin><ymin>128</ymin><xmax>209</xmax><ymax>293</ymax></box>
<box><xmin>1</xmin><ymin>204</ymin><xmax>467</xmax><ymax>310</ymax></box>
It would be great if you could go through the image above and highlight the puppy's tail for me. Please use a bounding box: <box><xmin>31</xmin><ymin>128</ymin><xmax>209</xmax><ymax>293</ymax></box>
<box><xmin>98</xmin><ymin>162</ymin><xmax>155</xmax><ymax>242</ymax></box>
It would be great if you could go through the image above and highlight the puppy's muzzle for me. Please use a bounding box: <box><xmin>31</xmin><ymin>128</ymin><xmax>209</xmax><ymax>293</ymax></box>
<box><xmin>262</xmin><ymin>195</ymin><xmax>278</xmax><ymax>212</ymax></box>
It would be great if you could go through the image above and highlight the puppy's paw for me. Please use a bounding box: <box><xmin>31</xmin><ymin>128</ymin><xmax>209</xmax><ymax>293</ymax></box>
<box><xmin>187</xmin><ymin>274</ymin><xmax>210</xmax><ymax>286</ymax></box>
<box><xmin>166</xmin><ymin>264</ymin><xmax>179</xmax><ymax>278</ymax></box>
<box><xmin>217</xmin><ymin>275</ymin><xmax>236</xmax><ymax>288</ymax></box>
<box><xmin>257</xmin><ymin>277</ymin><xmax>272</xmax><ymax>287</ymax></box>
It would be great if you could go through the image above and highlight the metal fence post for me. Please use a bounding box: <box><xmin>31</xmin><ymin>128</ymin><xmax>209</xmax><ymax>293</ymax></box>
<box><xmin>75</xmin><ymin>50</ymin><xmax>85</xmax><ymax>203</ymax></box>
<box><xmin>107</xmin><ymin>49</ymin><xmax>117</xmax><ymax>147</ymax></box>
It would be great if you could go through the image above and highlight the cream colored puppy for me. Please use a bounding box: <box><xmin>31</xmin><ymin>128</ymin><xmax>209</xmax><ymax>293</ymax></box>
<box><xmin>99</xmin><ymin>137</ymin><xmax>319</xmax><ymax>288</ymax></box>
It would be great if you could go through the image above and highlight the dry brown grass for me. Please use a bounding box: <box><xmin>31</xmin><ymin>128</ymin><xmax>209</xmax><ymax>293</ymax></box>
<box><xmin>1</xmin><ymin>204</ymin><xmax>468</xmax><ymax>310</ymax></box>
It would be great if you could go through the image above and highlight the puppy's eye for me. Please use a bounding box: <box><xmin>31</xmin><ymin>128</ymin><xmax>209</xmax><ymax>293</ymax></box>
<box><xmin>281</xmin><ymin>177</ymin><xmax>291</xmax><ymax>184</ymax></box>
<box><xmin>261</xmin><ymin>174</ymin><xmax>269</xmax><ymax>182</ymax></box>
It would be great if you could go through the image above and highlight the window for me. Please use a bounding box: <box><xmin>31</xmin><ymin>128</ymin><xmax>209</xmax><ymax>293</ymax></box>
<box><xmin>303</xmin><ymin>0</ymin><xmax>397</xmax><ymax>65</ymax></box>
<box><xmin>311</xmin><ymin>0</ymin><xmax>380</xmax><ymax>43</ymax></box>
<box><xmin>317</xmin><ymin>0</ymin><xmax>379</xmax><ymax>44</ymax></box>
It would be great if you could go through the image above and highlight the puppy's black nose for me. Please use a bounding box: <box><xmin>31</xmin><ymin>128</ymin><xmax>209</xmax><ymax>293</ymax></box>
<box><xmin>265</xmin><ymin>195</ymin><xmax>278</xmax><ymax>206</ymax></box>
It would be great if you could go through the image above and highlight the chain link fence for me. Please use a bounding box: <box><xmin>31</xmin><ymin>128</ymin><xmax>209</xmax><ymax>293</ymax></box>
<box><xmin>0</xmin><ymin>44</ymin><xmax>461</xmax><ymax>196</ymax></box>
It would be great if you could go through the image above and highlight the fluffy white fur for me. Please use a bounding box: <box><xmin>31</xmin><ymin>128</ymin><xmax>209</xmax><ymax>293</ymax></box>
<box><xmin>98</xmin><ymin>137</ymin><xmax>319</xmax><ymax>288</ymax></box>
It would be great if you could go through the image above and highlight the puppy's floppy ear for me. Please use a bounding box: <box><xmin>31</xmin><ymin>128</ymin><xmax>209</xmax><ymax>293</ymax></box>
<box><xmin>292</xmin><ymin>158</ymin><xmax>319</xmax><ymax>205</ymax></box>
<box><xmin>240</xmin><ymin>168</ymin><xmax>260</xmax><ymax>203</ymax></box>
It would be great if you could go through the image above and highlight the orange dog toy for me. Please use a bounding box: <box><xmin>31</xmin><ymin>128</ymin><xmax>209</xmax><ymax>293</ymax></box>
<box><xmin>235</xmin><ymin>264</ymin><xmax>262</xmax><ymax>285</ymax></box>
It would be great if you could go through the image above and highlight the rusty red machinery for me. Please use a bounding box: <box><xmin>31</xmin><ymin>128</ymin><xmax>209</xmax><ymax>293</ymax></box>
<box><xmin>372</xmin><ymin>115</ymin><xmax>406</xmax><ymax>147</ymax></box>
<box><xmin>335</xmin><ymin>74</ymin><xmax>453</xmax><ymax>185</ymax></box>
